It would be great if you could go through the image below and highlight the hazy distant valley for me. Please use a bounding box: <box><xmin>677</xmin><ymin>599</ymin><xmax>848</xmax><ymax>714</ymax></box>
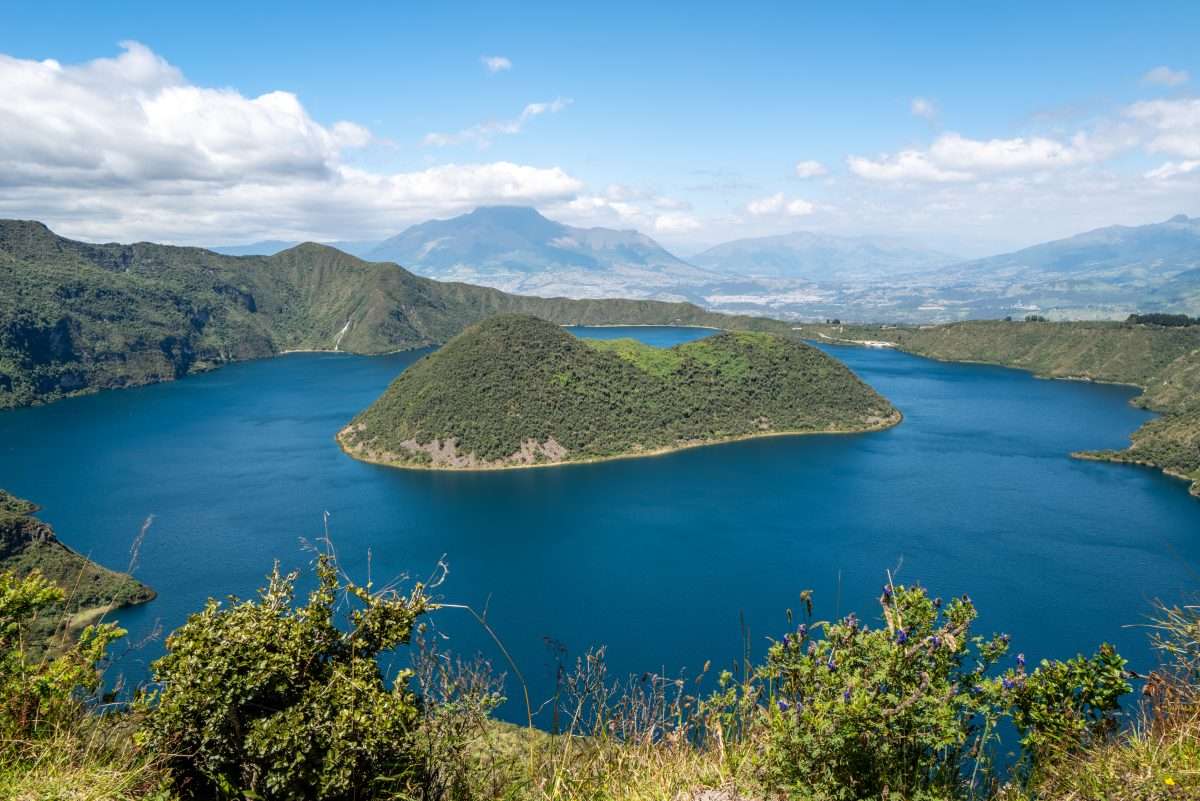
<box><xmin>212</xmin><ymin>207</ymin><xmax>1200</xmax><ymax>323</ymax></box>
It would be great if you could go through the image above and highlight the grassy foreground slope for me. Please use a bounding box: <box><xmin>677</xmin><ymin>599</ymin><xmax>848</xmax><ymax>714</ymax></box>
<box><xmin>0</xmin><ymin>490</ymin><xmax>154</xmax><ymax>653</ymax></box>
<box><xmin>338</xmin><ymin>315</ymin><xmax>899</xmax><ymax>469</ymax></box>
<box><xmin>4</xmin><ymin>546</ymin><xmax>1195</xmax><ymax>801</ymax></box>
<box><xmin>0</xmin><ymin>219</ymin><xmax>789</xmax><ymax>410</ymax></box>
<box><xmin>807</xmin><ymin>320</ymin><xmax>1200</xmax><ymax>495</ymax></box>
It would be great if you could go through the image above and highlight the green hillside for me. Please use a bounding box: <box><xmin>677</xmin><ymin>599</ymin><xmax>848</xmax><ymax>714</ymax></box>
<box><xmin>806</xmin><ymin>320</ymin><xmax>1200</xmax><ymax>496</ymax></box>
<box><xmin>0</xmin><ymin>220</ymin><xmax>790</xmax><ymax>410</ymax></box>
<box><xmin>338</xmin><ymin>315</ymin><xmax>899</xmax><ymax>469</ymax></box>
<box><xmin>0</xmin><ymin>490</ymin><xmax>154</xmax><ymax>654</ymax></box>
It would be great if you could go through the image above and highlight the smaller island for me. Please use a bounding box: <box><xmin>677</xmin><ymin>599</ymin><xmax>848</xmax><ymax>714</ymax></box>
<box><xmin>337</xmin><ymin>315</ymin><xmax>900</xmax><ymax>470</ymax></box>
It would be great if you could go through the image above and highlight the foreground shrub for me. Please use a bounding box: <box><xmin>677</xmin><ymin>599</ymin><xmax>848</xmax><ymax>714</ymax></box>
<box><xmin>0</xmin><ymin>569</ymin><xmax>125</xmax><ymax>743</ymax></box>
<box><xmin>1009</xmin><ymin>645</ymin><xmax>1129</xmax><ymax>772</ymax></box>
<box><xmin>1</xmin><ymin>553</ymin><xmax>1153</xmax><ymax>801</ymax></box>
<box><xmin>0</xmin><ymin>569</ymin><xmax>164</xmax><ymax>799</ymax></box>
<box><xmin>754</xmin><ymin>581</ymin><xmax>1131</xmax><ymax>801</ymax></box>
<box><xmin>999</xmin><ymin>601</ymin><xmax>1196</xmax><ymax>800</ymax></box>
<box><xmin>144</xmin><ymin>554</ymin><xmax>430</xmax><ymax>801</ymax></box>
<box><xmin>757</xmin><ymin>583</ymin><xmax>1011</xmax><ymax>800</ymax></box>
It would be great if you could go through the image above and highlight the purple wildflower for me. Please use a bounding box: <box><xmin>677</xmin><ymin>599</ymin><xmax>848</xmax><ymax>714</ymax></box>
<box><xmin>896</xmin><ymin>629</ymin><xmax>908</xmax><ymax>644</ymax></box>
<box><xmin>782</xmin><ymin>634</ymin><xmax>790</xmax><ymax>648</ymax></box>
<box><xmin>1016</xmin><ymin>653</ymin><xmax>1026</xmax><ymax>669</ymax></box>
<box><xmin>843</xmin><ymin>688</ymin><xmax>852</xmax><ymax>703</ymax></box>
<box><xmin>777</xmin><ymin>699</ymin><xmax>790</xmax><ymax>712</ymax></box>
<box><xmin>826</xmin><ymin>653</ymin><xmax>837</xmax><ymax>672</ymax></box>
<box><xmin>1003</xmin><ymin>677</ymin><xmax>1015</xmax><ymax>690</ymax></box>
<box><xmin>798</xmin><ymin>623</ymin><xmax>808</xmax><ymax>639</ymax></box>
<box><xmin>931</xmin><ymin>635</ymin><xmax>942</xmax><ymax>648</ymax></box>
<box><xmin>882</xmin><ymin>585</ymin><xmax>893</xmax><ymax>599</ymax></box>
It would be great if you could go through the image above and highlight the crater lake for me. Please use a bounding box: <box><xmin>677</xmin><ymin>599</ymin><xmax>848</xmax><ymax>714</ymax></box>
<box><xmin>2</xmin><ymin>326</ymin><xmax>1197</xmax><ymax>716</ymax></box>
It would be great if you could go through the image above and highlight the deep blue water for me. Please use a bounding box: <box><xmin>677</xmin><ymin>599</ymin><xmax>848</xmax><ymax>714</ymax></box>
<box><xmin>2</xmin><ymin>327</ymin><xmax>1198</xmax><ymax>719</ymax></box>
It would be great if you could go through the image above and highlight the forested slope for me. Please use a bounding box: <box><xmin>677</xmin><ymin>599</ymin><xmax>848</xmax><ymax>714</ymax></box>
<box><xmin>0</xmin><ymin>220</ymin><xmax>790</xmax><ymax>409</ymax></box>
<box><xmin>338</xmin><ymin>315</ymin><xmax>898</xmax><ymax>469</ymax></box>
<box><xmin>0</xmin><ymin>490</ymin><xmax>154</xmax><ymax>654</ymax></box>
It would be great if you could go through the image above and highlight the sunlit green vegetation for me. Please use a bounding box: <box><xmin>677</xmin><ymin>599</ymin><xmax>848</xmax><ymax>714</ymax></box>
<box><xmin>0</xmin><ymin>220</ymin><xmax>790</xmax><ymax>410</ymax></box>
<box><xmin>0</xmin><ymin>490</ymin><xmax>153</xmax><ymax>658</ymax></box>
<box><xmin>338</xmin><ymin>315</ymin><xmax>898</xmax><ymax>468</ymax></box>
<box><xmin>3</xmin><ymin>547</ymin><xmax>1196</xmax><ymax>800</ymax></box>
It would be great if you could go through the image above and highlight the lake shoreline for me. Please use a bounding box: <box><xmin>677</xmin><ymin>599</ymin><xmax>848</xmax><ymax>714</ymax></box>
<box><xmin>335</xmin><ymin>410</ymin><xmax>903</xmax><ymax>473</ymax></box>
<box><xmin>813</xmin><ymin>336</ymin><xmax>1199</xmax><ymax>500</ymax></box>
<box><xmin>1072</xmin><ymin>450</ymin><xmax>1200</xmax><ymax>497</ymax></box>
<box><xmin>560</xmin><ymin>323</ymin><xmax>721</xmax><ymax>330</ymax></box>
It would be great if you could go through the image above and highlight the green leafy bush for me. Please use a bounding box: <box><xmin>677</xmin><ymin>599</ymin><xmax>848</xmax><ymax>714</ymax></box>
<box><xmin>757</xmin><ymin>583</ymin><xmax>1010</xmax><ymax>800</ymax></box>
<box><xmin>0</xmin><ymin>569</ymin><xmax>125</xmax><ymax>742</ymax></box>
<box><xmin>1010</xmin><ymin>645</ymin><xmax>1130</xmax><ymax>770</ymax></box>
<box><xmin>754</xmin><ymin>581</ymin><xmax>1132</xmax><ymax>800</ymax></box>
<box><xmin>144</xmin><ymin>555</ymin><xmax>431</xmax><ymax>801</ymax></box>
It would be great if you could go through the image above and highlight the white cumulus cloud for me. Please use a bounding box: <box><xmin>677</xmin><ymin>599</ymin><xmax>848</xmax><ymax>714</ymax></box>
<box><xmin>552</xmin><ymin>185</ymin><xmax>698</xmax><ymax>235</ymax></box>
<box><xmin>847</xmin><ymin>150</ymin><xmax>973</xmax><ymax>183</ymax></box>
<box><xmin>746</xmin><ymin>193</ymin><xmax>814</xmax><ymax>216</ymax></box>
<box><xmin>1125</xmin><ymin>98</ymin><xmax>1200</xmax><ymax>158</ymax></box>
<box><xmin>1142</xmin><ymin>66</ymin><xmax>1190</xmax><ymax>87</ymax></box>
<box><xmin>0</xmin><ymin>43</ymin><xmax>583</xmax><ymax>243</ymax></box>
<box><xmin>848</xmin><ymin>131</ymin><xmax>1107</xmax><ymax>183</ymax></box>
<box><xmin>793</xmin><ymin>160</ymin><xmax>827</xmax><ymax>178</ymax></box>
<box><xmin>929</xmin><ymin>132</ymin><xmax>1102</xmax><ymax>171</ymax></box>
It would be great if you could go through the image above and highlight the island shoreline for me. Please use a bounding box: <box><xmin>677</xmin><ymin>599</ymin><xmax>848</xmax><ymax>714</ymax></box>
<box><xmin>335</xmin><ymin>410</ymin><xmax>903</xmax><ymax>473</ymax></box>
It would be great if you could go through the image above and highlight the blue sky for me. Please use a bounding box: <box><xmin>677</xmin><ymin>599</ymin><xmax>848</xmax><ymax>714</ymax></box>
<box><xmin>1</xmin><ymin>1</ymin><xmax>1197</xmax><ymax>255</ymax></box>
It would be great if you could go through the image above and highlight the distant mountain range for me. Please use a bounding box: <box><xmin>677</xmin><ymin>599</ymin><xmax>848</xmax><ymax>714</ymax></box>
<box><xmin>204</xmin><ymin>207</ymin><xmax>1200</xmax><ymax>322</ymax></box>
<box><xmin>364</xmin><ymin>206</ymin><xmax>721</xmax><ymax>300</ymax></box>
<box><xmin>888</xmin><ymin>213</ymin><xmax>1200</xmax><ymax>321</ymax></box>
<box><xmin>690</xmin><ymin>231</ymin><xmax>959</xmax><ymax>281</ymax></box>
<box><xmin>697</xmin><ymin>214</ymin><xmax>1200</xmax><ymax>321</ymax></box>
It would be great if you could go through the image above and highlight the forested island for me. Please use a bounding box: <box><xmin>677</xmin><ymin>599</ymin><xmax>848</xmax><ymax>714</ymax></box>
<box><xmin>337</xmin><ymin>314</ymin><xmax>899</xmax><ymax>470</ymax></box>
<box><xmin>806</xmin><ymin>319</ymin><xmax>1200</xmax><ymax>496</ymax></box>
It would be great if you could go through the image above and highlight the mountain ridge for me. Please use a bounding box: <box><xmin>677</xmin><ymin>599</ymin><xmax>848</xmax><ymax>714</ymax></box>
<box><xmin>944</xmin><ymin>214</ymin><xmax>1200</xmax><ymax>279</ymax></box>
<box><xmin>365</xmin><ymin>205</ymin><xmax>722</xmax><ymax>300</ymax></box>
<box><xmin>0</xmin><ymin>219</ymin><xmax>792</xmax><ymax>410</ymax></box>
<box><xmin>691</xmin><ymin>230</ymin><xmax>960</xmax><ymax>281</ymax></box>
